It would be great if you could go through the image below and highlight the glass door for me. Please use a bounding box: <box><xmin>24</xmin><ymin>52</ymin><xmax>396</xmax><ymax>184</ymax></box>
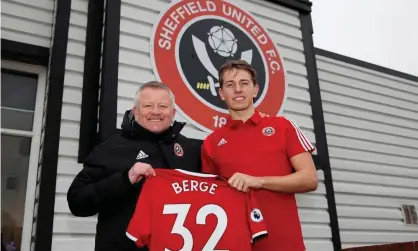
<box><xmin>1</xmin><ymin>61</ymin><xmax>46</xmax><ymax>251</ymax></box>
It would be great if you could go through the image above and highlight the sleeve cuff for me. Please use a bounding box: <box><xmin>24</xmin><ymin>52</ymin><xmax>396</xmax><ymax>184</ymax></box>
<box><xmin>251</xmin><ymin>230</ymin><xmax>268</xmax><ymax>243</ymax></box>
<box><xmin>126</xmin><ymin>232</ymin><xmax>147</xmax><ymax>248</ymax></box>
<box><xmin>289</xmin><ymin>146</ymin><xmax>315</xmax><ymax>159</ymax></box>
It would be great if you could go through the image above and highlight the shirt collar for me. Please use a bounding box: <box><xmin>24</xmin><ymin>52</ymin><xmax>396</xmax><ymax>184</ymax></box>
<box><xmin>225</xmin><ymin>110</ymin><xmax>263</xmax><ymax>129</ymax></box>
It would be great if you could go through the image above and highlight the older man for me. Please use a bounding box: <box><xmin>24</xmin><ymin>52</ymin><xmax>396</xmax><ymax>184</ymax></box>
<box><xmin>67</xmin><ymin>81</ymin><xmax>201</xmax><ymax>251</ymax></box>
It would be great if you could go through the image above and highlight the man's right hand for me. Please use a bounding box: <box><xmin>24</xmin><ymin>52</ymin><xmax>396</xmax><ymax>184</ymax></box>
<box><xmin>128</xmin><ymin>162</ymin><xmax>156</xmax><ymax>184</ymax></box>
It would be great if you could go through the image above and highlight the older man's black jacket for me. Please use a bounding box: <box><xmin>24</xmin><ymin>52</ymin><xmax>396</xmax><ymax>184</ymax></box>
<box><xmin>67</xmin><ymin>110</ymin><xmax>202</xmax><ymax>251</ymax></box>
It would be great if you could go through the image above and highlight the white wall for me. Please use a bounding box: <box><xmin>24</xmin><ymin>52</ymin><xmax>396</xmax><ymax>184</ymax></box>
<box><xmin>116</xmin><ymin>0</ymin><xmax>331</xmax><ymax>250</ymax></box>
<box><xmin>316</xmin><ymin>55</ymin><xmax>418</xmax><ymax>249</ymax></box>
<box><xmin>1</xmin><ymin>0</ymin><xmax>55</xmax><ymax>47</ymax></box>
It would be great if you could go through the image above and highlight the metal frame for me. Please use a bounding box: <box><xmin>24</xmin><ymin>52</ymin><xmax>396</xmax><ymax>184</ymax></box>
<box><xmin>300</xmin><ymin>13</ymin><xmax>342</xmax><ymax>251</ymax></box>
<box><xmin>1</xmin><ymin>60</ymin><xmax>47</xmax><ymax>251</ymax></box>
<box><xmin>34</xmin><ymin>0</ymin><xmax>72</xmax><ymax>250</ymax></box>
<box><xmin>315</xmin><ymin>48</ymin><xmax>418</xmax><ymax>82</ymax></box>
<box><xmin>78</xmin><ymin>0</ymin><xmax>105</xmax><ymax>163</ymax></box>
<box><xmin>98</xmin><ymin>0</ymin><xmax>121</xmax><ymax>142</ymax></box>
<box><xmin>1</xmin><ymin>39</ymin><xmax>50</xmax><ymax>67</ymax></box>
<box><xmin>266</xmin><ymin>0</ymin><xmax>312</xmax><ymax>13</ymax></box>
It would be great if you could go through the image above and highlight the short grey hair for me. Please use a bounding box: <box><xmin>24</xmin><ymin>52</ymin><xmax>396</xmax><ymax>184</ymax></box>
<box><xmin>134</xmin><ymin>81</ymin><xmax>176</xmax><ymax>106</ymax></box>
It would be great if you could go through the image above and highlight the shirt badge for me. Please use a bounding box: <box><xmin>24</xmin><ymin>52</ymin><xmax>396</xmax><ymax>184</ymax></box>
<box><xmin>250</xmin><ymin>208</ymin><xmax>264</xmax><ymax>222</ymax></box>
<box><xmin>174</xmin><ymin>143</ymin><xmax>184</xmax><ymax>157</ymax></box>
<box><xmin>262</xmin><ymin>127</ymin><xmax>275</xmax><ymax>136</ymax></box>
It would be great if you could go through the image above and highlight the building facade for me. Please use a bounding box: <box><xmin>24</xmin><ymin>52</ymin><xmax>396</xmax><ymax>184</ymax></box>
<box><xmin>1</xmin><ymin>0</ymin><xmax>417</xmax><ymax>251</ymax></box>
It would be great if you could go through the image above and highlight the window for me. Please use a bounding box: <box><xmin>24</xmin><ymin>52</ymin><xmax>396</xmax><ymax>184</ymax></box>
<box><xmin>1</xmin><ymin>61</ymin><xmax>46</xmax><ymax>251</ymax></box>
<box><xmin>401</xmin><ymin>204</ymin><xmax>418</xmax><ymax>226</ymax></box>
<box><xmin>1</xmin><ymin>70</ymin><xmax>38</xmax><ymax>131</ymax></box>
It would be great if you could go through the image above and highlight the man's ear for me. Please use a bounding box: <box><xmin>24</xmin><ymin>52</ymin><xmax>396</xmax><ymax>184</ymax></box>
<box><xmin>253</xmin><ymin>83</ymin><xmax>260</xmax><ymax>98</ymax></box>
<box><xmin>132</xmin><ymin>106</ymin><xmax>137</xmax><ymax>117</ymax></box>
<box><xmin>218</xmin><ymin>87</ymin><xmax>225</xmax><ymax>101</ymax></box>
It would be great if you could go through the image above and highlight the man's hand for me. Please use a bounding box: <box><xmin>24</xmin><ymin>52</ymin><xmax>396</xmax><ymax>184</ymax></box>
<box><xmin>228</xmin><ymin>172</ymin><xmax>264</xmax><ymax>192</ymax></box>
<box><xmin>128</xmin><ymin>162</ymin><xmax>156</xmax><ymax>184</ymax></box>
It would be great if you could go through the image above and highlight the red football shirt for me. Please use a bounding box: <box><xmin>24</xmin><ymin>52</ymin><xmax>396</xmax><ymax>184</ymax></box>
<box><xmin>126</xmin><ymin>168</ymin><xmax>267</xmax><ymax>251</ymax></box>
<box><xmin>201</xmin><ymin>111</ymin><xmax>315</xmax><ymax>251</ymax></box>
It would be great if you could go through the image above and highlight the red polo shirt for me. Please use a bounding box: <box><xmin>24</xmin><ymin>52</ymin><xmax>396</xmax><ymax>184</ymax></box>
<box><xmin>201</xmin><ymin>111</ymin><xmax>315</xmax><ymax>251</ymax></box>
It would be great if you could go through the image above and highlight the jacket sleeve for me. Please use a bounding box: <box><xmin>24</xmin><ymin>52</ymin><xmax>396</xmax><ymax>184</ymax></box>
<box><xmin>67</xmin><ymin>164</ymin><xmax>133</xmax><ymax>217</ymax></box>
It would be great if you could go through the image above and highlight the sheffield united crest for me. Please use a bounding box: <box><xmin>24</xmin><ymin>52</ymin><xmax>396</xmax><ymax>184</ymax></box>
<box><xmin>151</xmin><ymin>0</ymin><xmax>288</xmax><ymax>133</ymax></box>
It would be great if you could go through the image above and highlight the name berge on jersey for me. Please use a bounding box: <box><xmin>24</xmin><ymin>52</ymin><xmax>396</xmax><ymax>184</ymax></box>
<box><xmin>171</xmin><ymin>180</ymin><xmax>218</xmax><ymax>195</ymax></box>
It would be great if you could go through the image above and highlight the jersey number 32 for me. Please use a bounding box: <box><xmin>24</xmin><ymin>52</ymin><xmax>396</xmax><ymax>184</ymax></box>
<box><xmin>163</xmin><ymin>203</ymin><xmax>228</xmax><ymax>251</ymax></box>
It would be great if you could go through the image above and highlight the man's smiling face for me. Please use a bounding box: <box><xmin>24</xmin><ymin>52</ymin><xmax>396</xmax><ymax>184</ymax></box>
<box><xmin>219</xmin><ymin>68</ymin><xmax>259</xmax><ymax>112</ymax></box>
<box><xmin>133</xmin><ymin>87</ymin><xmax>175</xmax><ymax>133</ymax></box>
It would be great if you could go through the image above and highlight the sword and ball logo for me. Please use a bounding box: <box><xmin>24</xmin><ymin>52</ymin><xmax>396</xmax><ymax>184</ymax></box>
<box><xmin>151</xmin><ymin>0</ymin><xmax>288</xmax><ymax>133</ymax></box>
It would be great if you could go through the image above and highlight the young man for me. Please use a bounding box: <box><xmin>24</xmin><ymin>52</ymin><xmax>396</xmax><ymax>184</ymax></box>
<box><xmin>201</xmin><ymin>60</ymin><xmax>318</xmax><ymax>251</ymax></box>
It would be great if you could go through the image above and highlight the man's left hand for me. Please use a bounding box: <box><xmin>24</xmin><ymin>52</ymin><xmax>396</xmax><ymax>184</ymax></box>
<box><xmin>228</xmin><ymin>172</ymin><xmax>263</xmax><ymax>192</ymax></box>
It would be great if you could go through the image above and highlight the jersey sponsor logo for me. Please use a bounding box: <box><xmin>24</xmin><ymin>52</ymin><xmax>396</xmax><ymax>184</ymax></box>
<box><xmin>250</xmin><ymin>208</ymin><xmax>263</xmax><ymax>223</ymax></box>
<box><xmin>174</xmin><ymin>143</ymin><xmax>184</xmax><ymax>157</ymax></box>
<box><xmin>262</xmin><ymin>126</ymin><xmax>275</xmax><ymax>136</ymax></box>
<box><xmin>217</xmin><ymin>138</ymin><xmax>227</xmax><ymax>146</ymax></box>
<box><xmin>151</xmin><ymin>0</ymin><xmax>288</xmax><ymax>133</ymax></box>
<box><xmin>136</xmin><ymin>150</ymin><xmax>149</xmax><ymax>160</ymax></box>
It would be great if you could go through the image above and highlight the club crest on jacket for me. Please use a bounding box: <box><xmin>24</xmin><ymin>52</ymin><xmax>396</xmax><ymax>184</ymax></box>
<box><xmin>174</xmin><ymin>143</ymin><xmax>184</xmax><ymax>157</ymax></box>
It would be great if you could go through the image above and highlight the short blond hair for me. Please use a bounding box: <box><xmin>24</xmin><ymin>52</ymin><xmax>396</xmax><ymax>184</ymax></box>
<box><xmin>134</xmin><ymin>81</ymin><xmax>175</xmax><ymax>106</ymax></box>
